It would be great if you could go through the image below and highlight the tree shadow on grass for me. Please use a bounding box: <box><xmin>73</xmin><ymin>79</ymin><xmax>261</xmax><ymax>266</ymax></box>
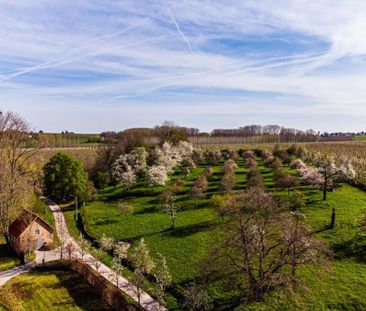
<box><xmin>172</xmin><ymin>278</ymin><xmax>242</xmax><ymax>311</ymax></box>
<box><xmin>164</xmin><ymin>221</ymin><xmax>219</xmax><ymax>238</ymax></box>
<box><xmin>100</xmin><ymin>190</ymin><xmax>157</xmax><ymax>202</ymax></box>
<box><xmin>93</xmin><ymin>219</ymin><xmax>120</xmax><ymax>226</ymax></box>
<box><xmin>212</xmin><ymin>296</ymin><xmax>242</xmax><ymax>311</ymax></box>
<box><xmin>0</xmin><ymin>242</ymin><xmax>14</xmax><ymax>258</ymax></box>
<box><xmin>55</xmin><ymin>270</ymin><xmax>110</xmax><ymax>311</ymax></box>
<box><xmin>332</xmin><ymin>233</ymin><xmax>366</xmax><ymax>262</ymax></box>
<box><xmin>133</xmin><ymin>205</ymin><xmax>158</xmax><ymax>215</ymax></box>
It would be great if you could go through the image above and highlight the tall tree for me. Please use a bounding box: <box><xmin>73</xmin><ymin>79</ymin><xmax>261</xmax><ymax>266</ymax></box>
<box><xmin>153</xmin><ymin>253</ymin><xmax>172</xmax><ymax>307</ymax></box>
<box><xmin>43</xmin><ymin>152</ymin><xmax>90</xmax><ymax>202</ymax></box>
<box><xmin>159</xmin><ymin>188</ymin><xmax>179</xmax><ymax>228</ymax></box>
<box><xmin>154</xmin><ymin>121</ymin><xmax>187</xmax><ymax>145</ymax></box>
<box><xmin>203</xmin><ymin>188</ymin><xmax>330</xmax><ymax>301</ymax></box>
<box><xmin>0</xmin><ymin>111</ymin><xmax>34</xmax><ymax>244</ymax></box>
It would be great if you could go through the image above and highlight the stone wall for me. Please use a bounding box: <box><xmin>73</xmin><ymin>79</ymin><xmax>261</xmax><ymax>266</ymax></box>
<box><xmin>70</xmin><ymin>259</ymin><xmax>136</xmax><ymax>311</ymax></box>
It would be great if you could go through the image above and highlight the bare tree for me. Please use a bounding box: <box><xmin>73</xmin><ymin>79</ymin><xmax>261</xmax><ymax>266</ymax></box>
<box><xmin>77</xmin><ymin>234</ymin><xmax>91</xmax><ymax>260</ymax></box>
<box><xmin>0</xmin><ymin>110</ymin><xmax>35</xmax><ymax>244</ymax></box>
<box><xmin>65</xmin><ymin>242</ymin><xmax>77</xmax><ymax>261</ymax></box>
<box><xmin>110</xmin><ymin>256</ymin><xmax>124</xmax><ymax>288</ymax></box>
<box><xmin>129</xmin><ymin>238</ymin><xmax>155</xmax><ymax>307</ymax></box>
<box><xmin>153</xmin><ymin>253</ymin><xmax>172</xmax><ymax>308</ymax></box>
<box><xmin>183</xmin><ymin>282</ymin><xmax>213</xmax><ymax>311</ymax></box>
<box><xmin>273</xmin><ymin>169</ymin><xmax>299</xmax><ymax>194</ymax></box>
<box><xmin>246</xmin><ymin>168</ymin><xmax>264</xmax><ymax>189</ymax></box>
<box><xmin>154</xmin><ymin>121</ymin><xmax>187</xmax><ymax>145</ymax></box>
<box><xmin>130</xmin><ymin>268</ymin><xmax>145</xmax><ymax>307</ymax></box>
<box><xmin>159</xmin><ymin>188</ymin><xmax>179</xmax><ymax>228</ymax></box>
<box><xmin>219</xmin><ymin>171</ymin><xmax>236</xmax><ymax>193</ymax></box>
<box><xmin>91</xmin><ymin>248</ymin><xmax>104</xmax><ymax>272</ymax></box>
<box><xmin>203</xmin><ymin>188</ymin><xmax>330</xmax><ymax>301</ymax></box>
<box><xmin>211</xmin><ymin>194</ymin><xmax>231</xmax><ymax>221</ymax></box>
<box><xmin>55</xmin><ymin>213</ymin><xmax>69</xmax><ymax>261</ymax></box>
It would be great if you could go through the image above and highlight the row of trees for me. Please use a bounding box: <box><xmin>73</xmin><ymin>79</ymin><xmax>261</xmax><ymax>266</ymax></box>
<box><xmin>211</xmin><ymin>125</ymin><xmax>317</xmax><ymax>139</ymax></box>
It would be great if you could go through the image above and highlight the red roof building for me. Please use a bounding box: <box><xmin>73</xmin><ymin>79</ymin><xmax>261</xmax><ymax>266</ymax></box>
<box><xmin>9</xmin><ymin>210</ymin><xmax>54</xmax><ymax>256</ymax></box>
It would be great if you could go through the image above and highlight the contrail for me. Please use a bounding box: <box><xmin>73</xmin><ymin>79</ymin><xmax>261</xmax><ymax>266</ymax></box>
<box><xmin>167</xmin><ymin>8</ymin><xmax>194</xmax><ymax>55</ymax></box>
<box><xmin>0</xmin><ymin>23</ymin><xmax>146</xmax><ymax>83</ymax></box>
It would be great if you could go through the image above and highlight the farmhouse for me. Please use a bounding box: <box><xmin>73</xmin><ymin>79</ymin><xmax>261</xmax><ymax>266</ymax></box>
<box><xmin>8</xmin><ymin>210</ymin><xmax>54</xmax><ymax>256</ymax></box>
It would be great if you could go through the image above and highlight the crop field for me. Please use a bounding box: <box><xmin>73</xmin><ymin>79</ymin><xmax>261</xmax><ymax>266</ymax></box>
<box><xmin>61</xmin><ymin>153</ymin><xmax>366</xmax><ymax>310</ymax></box>
<box><xmin>31</xmin><ymin>147</ymin><xmax>99</xmax><ymax>173</ymax></box>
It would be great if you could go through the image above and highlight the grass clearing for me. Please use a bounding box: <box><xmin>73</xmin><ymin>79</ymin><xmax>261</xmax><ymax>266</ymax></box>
<box><xmin>0</xmin><ymin>269</ymin><xmax>110</xmax><ymax>311</ymax></box>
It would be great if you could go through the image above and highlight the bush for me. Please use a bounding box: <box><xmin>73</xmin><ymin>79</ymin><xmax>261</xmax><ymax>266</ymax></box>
<box><xmin>247</xmin><ymin>168</ymin><xmax>264</xmax><ymax>189</ymax></box>
<box><xmin>219</xmin><ymin>171</ymin><xmax>236</xmax><ymax>192</ymax></box>
<box><xmin>269</xmin><ymin>158</ymin><xmax>282</xmax><ymax>170</ymax></box>
<box><xmin>273</xmin><ymin>148</ymin><xmax>290</xmax><ymax>164</ymax></box>
<box><xmin>92</xmin><ymin>171</ymin><xmax>109</xmax><ymax>189</ymax></box>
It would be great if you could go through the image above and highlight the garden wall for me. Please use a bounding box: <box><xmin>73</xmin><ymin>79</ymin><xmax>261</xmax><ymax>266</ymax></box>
<box><xmin>70</xmin><ymin>259</ymin><xmax>136</xmax><ymax>311</ymax></box>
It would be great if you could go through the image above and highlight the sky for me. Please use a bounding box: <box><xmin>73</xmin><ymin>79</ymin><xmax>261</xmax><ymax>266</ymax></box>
<box><xmin>1</xmin><ymin>1</ymin><xmax>366</xmax><ymax>133</ymax></box>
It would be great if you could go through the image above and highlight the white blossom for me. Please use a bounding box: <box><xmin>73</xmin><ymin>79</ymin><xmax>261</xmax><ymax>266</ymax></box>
<box><xmin>147</xmin><ymin>165</ymin><xmax>169</xmax><ymax>186</ymax></box>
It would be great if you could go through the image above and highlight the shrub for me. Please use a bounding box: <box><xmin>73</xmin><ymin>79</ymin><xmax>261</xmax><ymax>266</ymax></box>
<box><xmin>203</xmin><ymin>167</ymin><xmax>214</xmax><ymax>177</ymax></box>
<box><xmin>205</xmin><ymin>150</ymin><xmax>221</xmax><ymax>165</ymax></box>
<box><xmin>247</xmin><ymin>168</ymin><xmax>264</xmax><ymax>189</ymax></box>
<box><xmin>221</xmin><ymin>159</ymin><xmax>238</xmax><ymax>174</ymax></box>
<box><xmin>219</xmin><ymin>171</ymin><xmax>236</xmax><ymax>193</ymax></box>
<box><xmin>92</xmin><ymin>171</ymin><xmax>109</xmax><ymax>189</ymax></box>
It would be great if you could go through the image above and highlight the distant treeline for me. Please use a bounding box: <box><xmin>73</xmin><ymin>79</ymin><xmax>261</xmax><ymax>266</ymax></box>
<box><xmin>33</xmin><ymin>124</ymin><xmax>321</xmax><ymax>148</ymax></box>
<box><xmin>33</xmin><ymin>132</ymin><xmax>101</xmax><ymax>148</ymax></box>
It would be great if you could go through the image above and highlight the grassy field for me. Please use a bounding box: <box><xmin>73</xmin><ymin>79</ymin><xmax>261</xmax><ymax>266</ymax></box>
<box><xmin>353</xmin><ymin>135</ymin><xmax>366</xmax><ymax>141</ymax></box>
<box><xmin>62</xmin><ymin>156</ymin><xmax>366</xmax><ymax>310</ymax></box>
<box><xmin>0</xmin><ymin>269</ymin><xmax>110</xmax><ymax>311</ymax></box>
<box><xmin>33</xmin><ymin>196</ymin><xmax>55</xmax><ymax>227</ymax></box>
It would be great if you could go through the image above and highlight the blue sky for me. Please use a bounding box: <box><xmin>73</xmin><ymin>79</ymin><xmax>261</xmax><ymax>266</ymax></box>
<box><xmin>1</xmin><ymin>1</ymin><xmax>366</xmax><ymax>133</ymax></box>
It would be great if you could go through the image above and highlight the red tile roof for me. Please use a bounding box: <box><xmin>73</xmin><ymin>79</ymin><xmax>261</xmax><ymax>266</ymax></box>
<box><xmin>8</xmin><ymin>210</ymin><xmax>53</xmax><ymax>238</ymax></box>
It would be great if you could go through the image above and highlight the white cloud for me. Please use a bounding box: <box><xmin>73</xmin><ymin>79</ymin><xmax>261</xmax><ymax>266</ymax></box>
<box><xmin>0</xmin><ymin>0</ymin><xmax>366</xmax><ymax>131</ymax></box>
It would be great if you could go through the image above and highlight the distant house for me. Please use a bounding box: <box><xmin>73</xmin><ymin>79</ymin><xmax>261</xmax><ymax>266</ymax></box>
<box><xmin>8</xmin><ymin>210</ymin><xmax>54</xmax><ymax>257</ymax></box>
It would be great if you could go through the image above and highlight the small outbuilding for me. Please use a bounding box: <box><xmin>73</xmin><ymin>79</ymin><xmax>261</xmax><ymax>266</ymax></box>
<box><xmin>8</xmin><ymin>210</ymin><xmax>54</xmax><ymax>257</ymax></box>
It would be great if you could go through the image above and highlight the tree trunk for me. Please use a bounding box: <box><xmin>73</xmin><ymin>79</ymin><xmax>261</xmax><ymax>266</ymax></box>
<box><xmin>323</xmin><ymin>168</ymin><xmax>327</xmax><ymax>201</ymax></box>
<box><xmin>330</xmin><ymin>208</ymin><xmax>336</xmax><ymax>229</ymax></box>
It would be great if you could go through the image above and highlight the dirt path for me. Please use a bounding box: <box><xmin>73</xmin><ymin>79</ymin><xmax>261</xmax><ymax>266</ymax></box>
<box><xmin>0</xmin><ymin>262</ymin><xmax>34</xmax><ymax>287</ymax></box>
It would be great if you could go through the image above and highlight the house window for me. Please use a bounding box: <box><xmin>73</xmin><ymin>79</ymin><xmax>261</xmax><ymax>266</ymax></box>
<box><xmin>35</xmin><ymin>229</ymin><xmax>40</xmax><ymax>235</ymax></box>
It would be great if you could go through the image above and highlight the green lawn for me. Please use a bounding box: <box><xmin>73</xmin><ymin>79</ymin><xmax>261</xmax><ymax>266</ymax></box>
<box><xmin>62</xmin><ymin>157</ymin><xmax>366</xmax><ymax>310</ymax></box>
<box><xmin>0</xmin><ymin>269</ymin><xmax>110</xmax><ymax>311</ymax></box>
<box><xmin>33</xmin><ymin>196</ymin><xmax>55</xmax><ymax>227</ymax></box>
<box><xmin>0</xmin><ymin>238</ymin><xmax>20</xmax><ymax>272</ymax></box>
